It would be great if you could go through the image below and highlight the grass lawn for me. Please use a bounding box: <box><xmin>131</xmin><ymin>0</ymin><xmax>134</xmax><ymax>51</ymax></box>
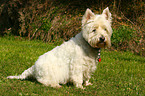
<box><xmin>0</xmin><ymin>36</ymin><xmax>145</xmax><ymax>96</ymax></box>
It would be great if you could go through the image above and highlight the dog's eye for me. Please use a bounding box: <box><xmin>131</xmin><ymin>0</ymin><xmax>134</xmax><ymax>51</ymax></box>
<box><xmin>92</xmin><ymin>29</ymin><xmax>96</xmax><ymax>32</ymax></box>
<box><xmin>104</xmin><ymin>28</ymin><xmax>107</xmax><ymax>31</ymax></box>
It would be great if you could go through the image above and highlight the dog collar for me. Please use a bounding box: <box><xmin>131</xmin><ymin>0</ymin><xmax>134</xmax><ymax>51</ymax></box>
<box><xmin>97</xmin><ymin>48</ymin><xmax>101</xmax><ymax>62</ymax></box>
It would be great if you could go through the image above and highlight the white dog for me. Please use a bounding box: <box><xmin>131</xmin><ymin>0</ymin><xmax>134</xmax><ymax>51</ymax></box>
<box><xmin>7</xmin><ymin>7</ymin><xmax>112</xmax><ymax>89</ymax></box>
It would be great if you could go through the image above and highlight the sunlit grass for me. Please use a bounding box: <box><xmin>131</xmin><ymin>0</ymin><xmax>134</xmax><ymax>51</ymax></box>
<box><xmin>0</xmin><ymin>36</ymin><xmax>144</xmax><ymax>95</ymax></box>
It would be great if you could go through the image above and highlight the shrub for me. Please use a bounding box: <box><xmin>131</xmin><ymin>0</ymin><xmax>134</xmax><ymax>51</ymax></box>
<box><xmin>111</xmin><ymin>26</ymin><xmax>136</xmax><ymax>49</ymax></box>
<box><xmin>0</xmin><ymin>0</ymin><xmax>144</xmax><ymax>56</ymax></box>
<box><xmin>111</xmin><ymin>25</ymin><xmax>144</xmax><ymax>56</ymax></box>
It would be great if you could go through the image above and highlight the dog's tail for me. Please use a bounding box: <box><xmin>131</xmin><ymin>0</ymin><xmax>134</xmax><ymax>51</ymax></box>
<box><xmin>7</xmin><ymin>65</ymin><xmax>34</xmax><ymax>80</ymax></box>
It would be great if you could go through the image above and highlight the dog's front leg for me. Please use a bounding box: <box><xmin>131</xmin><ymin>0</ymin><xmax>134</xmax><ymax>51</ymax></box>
<box><xmin>83</xmin><ymin>74</ymin><xmax>93</xmax><ymax>86</ymax></box>
<box><xmin>73</xmin><ymin>73</ymin><xmax>84</xmax><ymax>89</ymax></box>
<box><xmin>70</xmin><ymin>64</ymin><xmax>84</xmax><ymax>89</ymax></box>
<box><xmin>83</xmin><ymin>68</ymin><xmax>93</xmax><ymax>86</ymax></box>
<box><xmin>84</xmin><ymin>79</ymin><xmax>93</xmax><ymax>86</ymax></box>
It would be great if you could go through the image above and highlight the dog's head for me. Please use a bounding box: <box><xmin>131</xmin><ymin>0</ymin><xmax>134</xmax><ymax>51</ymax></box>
<box><xmin>82</xmin><ymin>7</ymin><xmax>112</xmax><ymax>48</ymax></box>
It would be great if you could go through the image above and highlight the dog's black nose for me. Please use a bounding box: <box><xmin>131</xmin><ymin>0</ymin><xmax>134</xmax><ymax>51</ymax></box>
<box><xmin>100</xmin><ymin>36</ymin><xmax>105</xmax><ymax>42</ymax></box>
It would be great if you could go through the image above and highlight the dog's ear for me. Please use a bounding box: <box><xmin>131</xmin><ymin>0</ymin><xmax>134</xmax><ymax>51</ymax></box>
<box><xmin>82</xmin><ymin>8</ymin><xmax>95</xmax><ymax>26</ymax></box>
<box><xmin>102</xmin><ymin>7</ymin><xmax>112</xmax><ymax>22</ymax></box>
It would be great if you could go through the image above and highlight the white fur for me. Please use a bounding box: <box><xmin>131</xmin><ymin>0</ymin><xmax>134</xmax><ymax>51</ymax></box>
<box><xmin>7</xmin><ymin>7</ymin><xmax>112</xmax><ymax>89</ymax></box>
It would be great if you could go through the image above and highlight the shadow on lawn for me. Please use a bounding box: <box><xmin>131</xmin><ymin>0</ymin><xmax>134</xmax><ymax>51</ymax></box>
<box><xmin>24</xmin><ymin>78</ymin><xmax>74</xmax><ymax>87</ymax></box>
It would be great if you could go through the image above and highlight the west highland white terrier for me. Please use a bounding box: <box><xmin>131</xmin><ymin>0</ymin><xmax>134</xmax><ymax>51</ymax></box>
<box><xmin>7</xmin><ymin>7</ymin><xmax>112</xmax><ymax>89</ymax></box>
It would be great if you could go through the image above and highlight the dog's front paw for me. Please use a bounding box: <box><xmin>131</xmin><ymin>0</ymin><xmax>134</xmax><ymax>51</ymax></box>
<box><xmin>84</xmin><ymin>80</ymin><xmax>93</xmax><ymax>86</ymax></box>
<box><xmin>75</xmin><ymin>84</ymin><xmax>85</xmax><ymax>89</ymax></box>
<box><xmin>84</xmin><ymin>82</ymin><xmax>93</xmax><ymax>86</ymax></box>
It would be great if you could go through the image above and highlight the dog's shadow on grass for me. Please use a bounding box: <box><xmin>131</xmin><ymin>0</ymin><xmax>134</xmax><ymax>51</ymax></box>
<box><xmin>24</xmin><ymin>78</ymin><xmax>74</xmax><ymax>88</ymax></box>
<box><xmin>22</xmin><ymin>78</ymin><xmax>39</xmax><ymax>84</ymax></box>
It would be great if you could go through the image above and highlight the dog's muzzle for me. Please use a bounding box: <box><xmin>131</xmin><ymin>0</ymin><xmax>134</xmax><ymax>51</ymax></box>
<box><xmin>99</xmin><ymin>36</ymin><xmax>105</xmax><ymax>42</ymax></box>
<box><xmin>97</xmin><ymin>36</ymin><xmax>106</xmax><ymax>48</ymax></box>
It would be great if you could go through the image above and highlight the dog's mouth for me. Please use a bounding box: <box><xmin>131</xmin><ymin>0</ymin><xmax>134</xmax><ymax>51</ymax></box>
<box><xmin>98</xmin><ymin>42</ymin><xmax>106</xmax><ymax>48</ymax></box>
<box><xmin>95</xmin><ymin>36</ymin><xmax>106</xmax><ymax>48</ymax></box>
<box><xmin>93</xmin><ymin>42</ymin><xmax>106</xmax><ymax>48</ymax></box>
<box><xmin>88</xmin><ymin>36</ymin><xmax>109</xmax><ymax>48</ymax></box>
<box><xmin>96</xmin><ymin>42</ymin><xmax>106</xmax><ymax>48</ymax></box>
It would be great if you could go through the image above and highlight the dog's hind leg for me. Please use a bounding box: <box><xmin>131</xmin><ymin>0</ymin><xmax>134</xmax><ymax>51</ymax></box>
<box><xmin>7</xmin><ymin>65</ymin><xmax>34</xmax><ymax>80</ymax></box>
<box><xmin>37</xmin><ymin>78</ymin><xmax>62</xmax><ymax>88</ymax></box>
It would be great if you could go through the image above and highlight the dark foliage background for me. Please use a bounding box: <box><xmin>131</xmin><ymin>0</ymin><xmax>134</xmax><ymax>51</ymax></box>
<box><xmin>0</xmin><ymin>0</ymin><xmax>144</xmax><ymax>56</ymax></box>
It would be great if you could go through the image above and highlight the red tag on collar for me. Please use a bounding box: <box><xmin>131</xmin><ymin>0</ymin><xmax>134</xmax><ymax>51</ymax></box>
<box><xmin>98</xmin><ymin>58</ymin><xmax>101</xmax><ymax>62</ymax></box>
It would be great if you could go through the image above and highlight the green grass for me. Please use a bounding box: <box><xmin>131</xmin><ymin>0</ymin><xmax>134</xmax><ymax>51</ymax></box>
<box><xmin>0</xmin><ymin>36</ymin><xmax>145</xmax><ymax>96</ymax></box>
